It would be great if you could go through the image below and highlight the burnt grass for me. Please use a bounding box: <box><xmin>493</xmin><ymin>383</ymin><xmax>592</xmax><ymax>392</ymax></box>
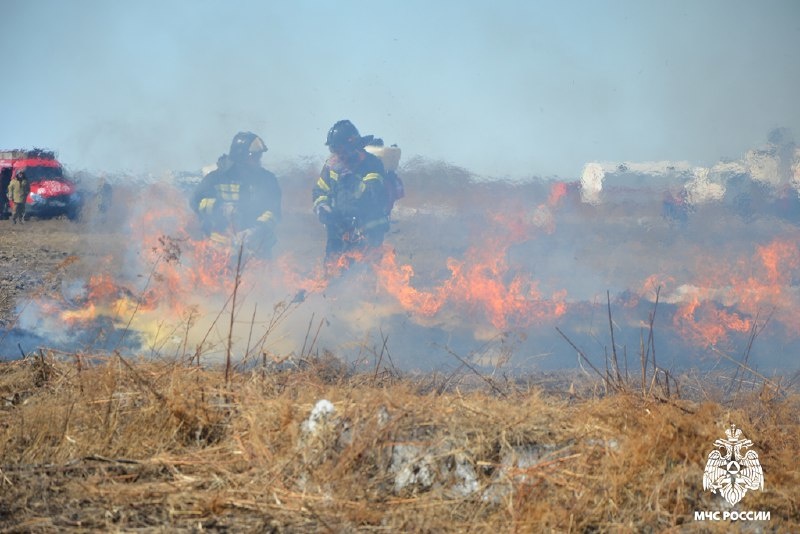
<box><xmin>1</xmin><ymin>161</ymin><xmax>799</xmax><ymax>531</ymax></box>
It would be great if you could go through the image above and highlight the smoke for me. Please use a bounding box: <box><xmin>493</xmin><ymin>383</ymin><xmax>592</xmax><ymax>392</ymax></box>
<box><xmin>5</xmin><ymin>142</ymin><xmax>800</xmax><ymax>378</ymax></box>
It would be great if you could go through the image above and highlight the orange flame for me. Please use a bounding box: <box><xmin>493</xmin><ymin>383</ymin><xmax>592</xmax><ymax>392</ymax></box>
<box><xmin>47</xmin><ymin>180</ymin><xmax>800</xmax><ymax>358</ymax></box>
<box><xmin>377</xmin><ymin>249</ymin><xmax>444</xmax><ymax>317</ymax></box>
<box><xmin>673</xmin><ymin>297</ymin><xmax>752</xmax><ymax>346</ymax></box>
<box><xmin>375</xmin><ymin>203</ymin><xmax>569</xmax><ymax>329</ymax></box>
<box><xmin>664</xmin><ymin>237</ymin><xmax>800</xmax><ymax>346</ymax></box>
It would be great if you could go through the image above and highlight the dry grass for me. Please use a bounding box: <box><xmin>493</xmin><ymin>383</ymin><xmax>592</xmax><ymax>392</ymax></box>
<box><xmin>0</xmin><ymin>351</ymin><xmax>797</xmax><ymax>533</ymax></box>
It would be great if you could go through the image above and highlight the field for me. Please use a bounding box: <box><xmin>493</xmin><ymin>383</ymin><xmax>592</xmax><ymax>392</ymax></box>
<box><xmin>1</xmin><ymin>160</ymin><xmax>799</xmax><ymax>531</ymax></box>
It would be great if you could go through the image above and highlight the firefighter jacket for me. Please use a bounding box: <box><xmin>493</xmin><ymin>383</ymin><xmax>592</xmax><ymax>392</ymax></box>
<box><xmin>192</xmin><ymin>159</ymin><xmax>282</xmax><ymax>237</ymax></box>
<box><xmin>7</xmin><ymin>177</ymin><xmax>30</xmax><ymax>204</ymax></box>
<box><xmin>312</xmin><ymin>151</ymin><xmax>389</xmax><ymax>238</ymax></box>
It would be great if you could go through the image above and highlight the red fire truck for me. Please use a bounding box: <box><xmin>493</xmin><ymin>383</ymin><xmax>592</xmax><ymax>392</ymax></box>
<box><xmin>0</xmin><ymin>148</ymin><xmax>82</xmax><ymax>220</ymax></box>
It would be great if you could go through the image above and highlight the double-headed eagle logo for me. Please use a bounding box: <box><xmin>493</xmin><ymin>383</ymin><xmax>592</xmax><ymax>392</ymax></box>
<box><xmin>703</xmin><ymin>425</ymin><xmax>764</xmax><ymax>505</ymax></box>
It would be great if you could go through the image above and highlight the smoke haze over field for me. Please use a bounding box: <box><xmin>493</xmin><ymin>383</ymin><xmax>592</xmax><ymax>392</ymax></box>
<box><xmin>3</xmin><ymin>2</ymin><xmax>800</xmax><ymax>377</ymax></box>
<box><xmin>4</xmin><ymin>155</ymin><xmax>800</xmax><ymax>377</ymax></box>
<box><xmin>1</xmin><ymin>1</ymin><xmax>799</xmax><ymax>179</ymax></box>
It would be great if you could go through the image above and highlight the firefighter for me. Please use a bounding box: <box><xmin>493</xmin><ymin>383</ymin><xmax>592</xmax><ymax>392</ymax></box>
<box><xmin>313</xmin><ymin>120</ymin><xmax>389</xmax><ymax>264</ymax></box>
<box><xmin>7</xmin><ymin>170</ymin><xmax>30</xmax><ymax>224</ymax></box>
<box><xmin>192</xmin><ymin>132</ymin><xmax>282</xmax><ymax>259</ymax></box>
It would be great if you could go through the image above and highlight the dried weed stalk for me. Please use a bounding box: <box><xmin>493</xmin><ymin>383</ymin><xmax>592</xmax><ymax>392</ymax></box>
<box><xmin>0</xmin><ymin>351</ymin><xmax>797</xmax><ymax>532</ymax></box>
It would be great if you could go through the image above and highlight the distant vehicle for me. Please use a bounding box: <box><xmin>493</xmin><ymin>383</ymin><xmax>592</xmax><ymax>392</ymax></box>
<box><xmin>0</xmin><ymin>148</ymin><xmax>82</xmax><ymax>220</ymax></box>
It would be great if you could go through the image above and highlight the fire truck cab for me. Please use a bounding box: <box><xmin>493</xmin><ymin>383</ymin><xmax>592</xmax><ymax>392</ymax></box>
<box><xmin>0</xmin><ymin>148</ymin><xmax>82</xmax><ymax>220</ymax></box>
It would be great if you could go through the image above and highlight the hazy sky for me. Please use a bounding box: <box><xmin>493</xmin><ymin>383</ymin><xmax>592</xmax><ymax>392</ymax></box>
<box><xmin>1</xmin><ymin>0</ymin><xmax>798</xmax><ymax>179</ymax></box>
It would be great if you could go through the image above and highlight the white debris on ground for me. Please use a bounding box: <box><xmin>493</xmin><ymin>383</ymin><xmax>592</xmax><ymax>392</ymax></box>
<box><xmin>295</xmin><ymin>399</ymin><xmax>339</xmax><ymax>492</ymax></box>
<box><xmin>480</xmin><ymin>443</ymin><xmax>560</xmax><ymax>503</ymax></box>
<box><xmin>388</xmin><ymin>442</ymin><xmax>481</xmax><ymax>497</ymax></box>
<box><xmin>294</xmin><ymin>399</ymin><xmax>624</xmax><ymax>500</ymax></box>
<box><xmin>389</xmin><ymin>444</ymin><xmax>436</xmax><ymax>493</ymax></box>
<box><xmin>301</xmin><ymin>399</ymin><xmax>336</xmax><ymax>435</ymax></box>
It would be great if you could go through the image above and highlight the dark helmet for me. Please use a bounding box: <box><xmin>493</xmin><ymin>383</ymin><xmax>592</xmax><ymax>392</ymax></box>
<box><xmin>326</xmin><ymin>120</ymin><xmax>369</xmax><ymax>150</ymax></box>
<box><xmin>15</xmin><ymin>170</ymin><xmax>25</xmax><ymax>178</ymax></box>
<box><xmin>229</xmin><ymin>131</ymin><xmax>267</xmax><ymax>162</ymax></box>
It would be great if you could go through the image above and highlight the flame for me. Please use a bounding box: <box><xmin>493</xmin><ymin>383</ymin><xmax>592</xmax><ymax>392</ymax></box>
<box><xmin>440</xmin><ymin>255</ymin><xmax>566</xmax><ymax>329</ymax></box>
<box><xmin>62</xmin><ymin>302</ymin><xmax>98</xmax><ymax>323</ymax></box>
<box><xmin>375</xmin><ymin>199</ymin><xmax>569</xmax><ymax>330</ymax></box>
<box><xmin>53</xmin><ymin>186</ymin><xmax>248</xmax><ymax>339</ymax></box>
<box><xmin>30</xmin><ymin>179</ymin><xmax>800</xmax><ymax>362</ymax></box>
<box><xmin>757</xmin><ymin>239</ymin><xmax>799</xmax><ymax>285</ymax></box>
<box><xmin>658</xmin><ymin>237</ymin><xmax>800</xmax><ymax>346</ymax></box>
<box><xmin>273</xmin><ymin>252</ymin><xmax>328</xmax><ymax>295</ymax></box>
<box><xmin>674</xmin><ymin>297</ymin><xmax>753</xmax><ymax>347</ymax></box>
<box><xmin>377</xmin><ymin>249</ymin><xmax>444</xmax><ymax>317</ymax></box>
<box><xmin>36</xmin><ymin>180</ymin><xmax>578</xmax><ymax>351</ymax></box>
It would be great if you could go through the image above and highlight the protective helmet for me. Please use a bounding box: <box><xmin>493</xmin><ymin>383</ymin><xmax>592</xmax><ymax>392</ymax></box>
<box><xmin>326</xmin><ymin>120</ymin><xmax>365</xmax><ymax>150</ymax></box>
<box><xmin>15</xmin><ymin>170</ymin><xmax>25</xmax><ymax>178</ymax></box>
<box><xmin>229</xmin><ymin>131</ymin><xmax>267</xmax><ymax>162</ymax></box>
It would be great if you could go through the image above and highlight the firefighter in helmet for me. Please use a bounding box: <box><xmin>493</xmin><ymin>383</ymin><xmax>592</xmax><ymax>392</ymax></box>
<box><xmin>192</xmin><ymin>131</ymin><xmax>282</xmax><ymax>258</ymax></box>
<box><xmin>312</xmin><ymin>120</ymin><xmax>389</xmax><ymax>264</ymax></box>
